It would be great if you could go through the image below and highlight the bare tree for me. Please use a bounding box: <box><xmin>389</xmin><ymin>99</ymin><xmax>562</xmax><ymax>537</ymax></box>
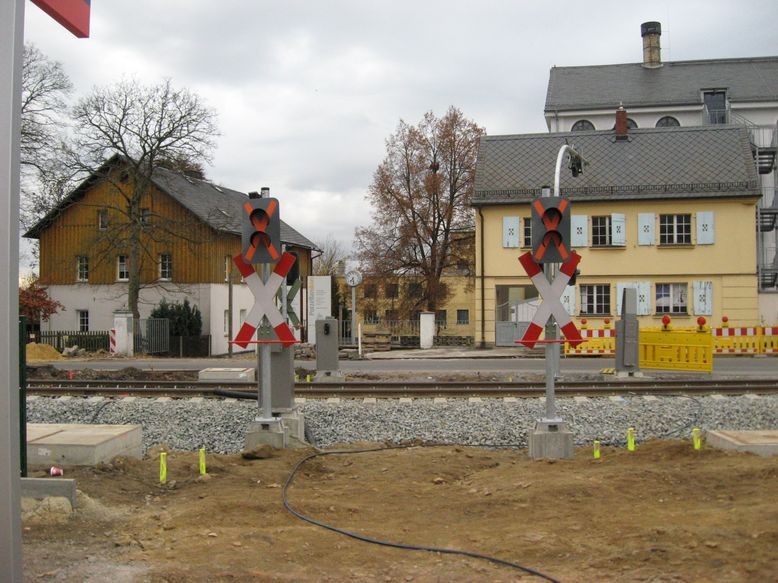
<box><xmin>67</xmin><ymin>78</ymin><xmax>219</xmax><ymax>319</ymax></box>
<box><xmin>354</xmin><ymin>107</ymin><xmax>483</xmax><ymax>313</ymax></box>
<box><xmin>313</xmin><ymin>234</ymin><xmax>347</xmax><ymax>276</ymax></box>
<box><xmin>19</xmin><ymin>44</ymin><xmax>75</xmax><ymax>232</ymax></box>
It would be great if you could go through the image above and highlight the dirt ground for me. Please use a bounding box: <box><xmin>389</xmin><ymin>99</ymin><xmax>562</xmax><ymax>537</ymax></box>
<box><xmin>21</xmin><ymin>440</ymin><xmax>778</xmax><ymax>582</ymax></box>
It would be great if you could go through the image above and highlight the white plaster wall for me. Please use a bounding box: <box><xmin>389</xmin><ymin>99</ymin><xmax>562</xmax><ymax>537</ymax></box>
<box><xmin>209</xmin><ymin>282</ymin><xmax>255</xmax><ymax>356</ymax></box>
<box><xmin>44</xmin><ymin>283</ymin><xmax>212</xmax><ymax>332</ymax></box>
<box><xmin>758</xmin><ymin>292</ymin><xmax>778</xmax><ymax>325</ymax></box>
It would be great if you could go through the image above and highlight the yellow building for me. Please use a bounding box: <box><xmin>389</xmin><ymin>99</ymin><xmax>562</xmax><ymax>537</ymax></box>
<box><xmin>472</xmin><ymin>121</ymin><xmax>761</xmax><ymax>346</ymax></box>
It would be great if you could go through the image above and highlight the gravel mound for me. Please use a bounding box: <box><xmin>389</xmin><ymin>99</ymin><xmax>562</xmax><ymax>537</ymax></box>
<box><xmin>26</xmin><ymin>395</ymin><xmax>778</xmax><ymax>453</ymax></box>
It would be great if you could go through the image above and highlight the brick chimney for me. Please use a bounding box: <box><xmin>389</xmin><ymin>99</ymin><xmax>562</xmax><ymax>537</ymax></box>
<box><xmin>641</xmin><ymin>21</ymin><xmax>662</xmax><ymax>68</ymax></box>
<box><xmin>615</xmin><ymin>106</ymin><xmax>629</xmax><ymax>140</ymax></box>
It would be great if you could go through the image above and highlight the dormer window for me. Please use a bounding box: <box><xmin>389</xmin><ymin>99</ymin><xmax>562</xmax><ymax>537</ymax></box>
<box><xmin>703</xmin><ymin>90</ymin><xmax>727</xmax><ymax>124</ymax></box>
<box><xmin>571</xmin><ymin>120</ymin><xmax>595</xmax><ymax>132</ymax></box>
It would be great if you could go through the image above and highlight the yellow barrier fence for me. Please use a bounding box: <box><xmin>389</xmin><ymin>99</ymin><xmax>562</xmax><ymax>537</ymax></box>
<box><xmin>639</xmin><ymin>327</ymin><xmax>713</xmax><ymax>372</ymax></box>
<box><xmin>564</xmin><ymin>319</ymin><xmax>615</xmax><ymax>356</ymax></box>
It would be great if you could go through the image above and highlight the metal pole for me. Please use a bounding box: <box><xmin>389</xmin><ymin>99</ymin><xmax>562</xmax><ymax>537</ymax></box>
<box><xmin>542</xmin><ymin>182</ymin><xmax>559</xmax><ymax>421</ymax></box>
<box><xmin>258</xmin><ymin>263</ymin><xmax>273</xmax><ymax>422</ymax></box>
<box><xmin>0</xmin><ymin>0</ymin><xmax>24</xmax><ymax>577</ymax></box>
<box><xmin>351</xmin><ymin>286</ymin><xmax>356</xmax><ymax>345</ymax></box>
<box><xmin>227</xmin><ymin>257</ymin><xmax>233</xmax><ymax>358</ymax></box>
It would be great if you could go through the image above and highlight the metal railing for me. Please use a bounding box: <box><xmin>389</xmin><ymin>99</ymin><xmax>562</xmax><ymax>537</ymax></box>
<box><xmin>133</xmin><ymin>318</ymin><xmax>170</xmax><ymax>354</ymax></box>
<box><xmin>38</xmin><ymin>330</ymin><xmax>110</xmax><ymax>352</ymax></box>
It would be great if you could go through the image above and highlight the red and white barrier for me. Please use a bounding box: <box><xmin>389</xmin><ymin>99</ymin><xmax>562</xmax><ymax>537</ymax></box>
<box><xmin>109</xmin><ymin>328</ymin><xmax>117</xmax><ymax>354</ymax></box>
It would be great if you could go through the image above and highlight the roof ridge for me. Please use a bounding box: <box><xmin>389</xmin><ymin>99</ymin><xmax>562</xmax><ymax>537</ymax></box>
<box><xmin>551</xmin><ymin>55</ymin><xmax>778</xmax><ymax>71</ymax></box>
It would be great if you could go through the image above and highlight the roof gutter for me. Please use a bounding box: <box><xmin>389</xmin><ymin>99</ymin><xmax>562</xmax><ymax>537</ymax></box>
<box><xmin>477</xmin><ymin>205</ymin><xmax>486</xmax><ymax>349</ymax></box>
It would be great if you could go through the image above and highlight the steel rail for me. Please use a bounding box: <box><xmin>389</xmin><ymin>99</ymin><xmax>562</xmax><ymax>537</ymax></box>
<box><xmin>25</xmin><ymin>378</ymin><xmax>778</xmax><ymax>399</ymax></box>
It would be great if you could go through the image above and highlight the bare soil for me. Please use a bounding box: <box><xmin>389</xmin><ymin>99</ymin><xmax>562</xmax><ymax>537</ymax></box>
<box><xmin>22</xmin><ymin>440</ymin><xmax>778</xmax><ymax>582</ymax></box>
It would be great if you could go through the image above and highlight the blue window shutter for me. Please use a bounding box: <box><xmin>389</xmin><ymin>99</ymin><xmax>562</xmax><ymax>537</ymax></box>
<box><xmin>693</xmin><ymin>281</ymin><xmax>713</xmax><ymax>315</ymax></box>
<box><xmin>560</xmin><ymin>285</ymin><xmax>576</xmax><ymax>315</ymax></box>
<box><xmin>571</xmin><ymin>215</ymin><xmax>588</xmax><ymax>247</ymax></box>
<box><xmin>638</xmin><ymin>213</ymin><xmax>655</xmax><ymax>245</ymax></box>
<box><xmin>696</xmin><ymin>211</ymin><xmax>715</xmax><ymax>245</ymax></box>
<box><xmin>611</xmin><ymin>213</ymin><xmax>626</xmax><ymax>246</ymax></box>
<box><xmin>502</xmin><ymin>216</ymin><xmax>520</xmax><ymax>248</ymax></box>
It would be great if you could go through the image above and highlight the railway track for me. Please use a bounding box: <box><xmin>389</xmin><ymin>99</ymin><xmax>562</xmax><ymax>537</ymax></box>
<box><xmin>25</xmin><ymin>378</ymin><xmax>778</xmax><ymax>399</ymax></box>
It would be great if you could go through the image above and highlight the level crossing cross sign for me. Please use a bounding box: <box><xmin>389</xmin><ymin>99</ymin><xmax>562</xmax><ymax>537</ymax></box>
<box><xmin>233</xmin><ymin>252</ymin><xmax>297</xmax><ymax>348</ymax></box>
<box><xmin>518</xmin><ymin>251</ymin><xmax>583</xmax><ymax>349</ymax></box>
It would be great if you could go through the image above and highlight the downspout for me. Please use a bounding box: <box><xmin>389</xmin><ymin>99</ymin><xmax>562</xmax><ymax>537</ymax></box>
<box><xmin>477</xmin><ymin>206</ymin><xmax>486</xmax><ymax>348</ymax></box>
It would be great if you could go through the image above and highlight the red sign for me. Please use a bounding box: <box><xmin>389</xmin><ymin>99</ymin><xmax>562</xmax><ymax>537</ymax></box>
<box><xmin>31</xmin><ymin>0</ymin><xmax>91</xmax><ymax>38</ymax></box>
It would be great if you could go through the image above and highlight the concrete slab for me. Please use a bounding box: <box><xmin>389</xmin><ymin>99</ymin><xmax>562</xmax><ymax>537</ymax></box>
<box><xmin>706</xmin><ymin>430</ymin><xmax>778</xmax><ymax>457</ymax></box>
<box><xmin>27</xmin><ymin>423</ymin><xmax>142</xmax><ymax>467</ymax></box>
<box><xmin>21</xmin><ymin>478</ymin><xmax>77</xmax><ymax>508</ymax></box>
<box><xmin>199</xmin><ymin>367</ymin><xmax>256</xmax><ymax>382</ymax></box>
<box><xmin>244</xmin><ymin>420</ymin><xmax>287</xmax><ymax>449</ymax></box>
<box><xmin>529</xmin><ymin>421</ymin><xmax>574</xmax><ymax>460</ymax></box>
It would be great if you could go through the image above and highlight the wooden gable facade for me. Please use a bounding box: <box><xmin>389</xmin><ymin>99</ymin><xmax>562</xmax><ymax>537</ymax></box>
<box><xmin>28</xmin><ymin>163</ymin><xmax>315</xmax><ymax>289</ymax></box>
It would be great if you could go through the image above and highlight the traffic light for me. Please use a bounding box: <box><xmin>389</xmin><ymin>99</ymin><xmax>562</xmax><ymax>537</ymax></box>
<box><xmin>530</xmin><ymin>196</ymin><xmax>571</xmax><ymax>263</ymax></box>
<box><xmin>241</xmin><ymin>197</ymin><xmax>281</xmax><ymax>264</ymax></box>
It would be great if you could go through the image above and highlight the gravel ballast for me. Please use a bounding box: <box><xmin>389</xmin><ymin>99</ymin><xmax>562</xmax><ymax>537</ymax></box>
<box><xmin>25</xmin><ymin>395</ymin><xmax>778</xmax><ymax>453</ymax></box>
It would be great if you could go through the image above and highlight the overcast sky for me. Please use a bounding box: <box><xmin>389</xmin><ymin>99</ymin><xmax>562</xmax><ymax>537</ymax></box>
<box><xmin>23</xmin><ymin>0</ymin><xmax>778</xmax><ymax>257</ymax></box>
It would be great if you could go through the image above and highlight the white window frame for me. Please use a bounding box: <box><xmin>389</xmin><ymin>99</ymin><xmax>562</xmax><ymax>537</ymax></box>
<box><xmin>76</xmin><ymin>310</ymin><xmax>89</xmax><ymax>332</ymax></box>
<box><xmin>655</xmin><ymin>282</ymin><xmax>689</xmax><ymax>314</ymax></box>
<box><xmin>98</xmin><ymin>209</ymin><xmax>108</xmax><ymax>231</ymax></box>
<box><xmin>522</xmin><ymin>217</ymin><xmax>532</xmax><ymax>248</ymax></box>
<box><xmin>579</xmin><ymin>284</ymin><xmax>610</xmax><ymax>316</ymax></box>
<box><xmin>659</xmin><ymin>214</ymin><xmax>692</xmax><ymax>245</ymax></box>
<box><xmin>76</xmin><ymin>255</ymin><xmax>89</xmax><ymax>282</ymax></box>
<box><xmin>117</xmin><ymin>255</ymin><xmax>129</xmax><ymax>281</ymax></box>
<box><xmin>159</xmin><ymin>253</ymin><xmax>172</xmax><ymax>280</ymax></box>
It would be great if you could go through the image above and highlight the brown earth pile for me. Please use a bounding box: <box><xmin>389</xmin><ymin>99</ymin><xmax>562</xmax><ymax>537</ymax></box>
<box><xmin>25</xmin><ymin>342</ymin><xmax>63</xmax><ymax>361</ymax></box>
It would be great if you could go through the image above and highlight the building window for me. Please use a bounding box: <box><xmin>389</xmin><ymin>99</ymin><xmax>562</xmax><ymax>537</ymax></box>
<box><xmin>659</xmin><ymin>214</ymin><xmax>691</xmax><ymax>245</ymax></box>
<box><xmin>239</xmin><ymin>309</ymin><xmax>247</xmax><ymax>326</ymax></box>
<box><xmin>703</xmin><ymin>90</ymin><xmax>727</xmax><ymax>124</ymax></box>
<box><xmin>140</xmin><ymin>208</ymin><xmax>150</xmax><ymax>227</ymax></box>
<box><xmin>435</xmin><ymin>309</ymin><xmax>447</xmax><ymax>327</ymax></box>
<box><xmin>522</xmin><ymin>217</ymin><xmax>532</xmax><ymax>248</ymax></box>
<box><xmin>98</xmin><ymin>209</ymin><xmax>108</xmax><ymax>230</ymax></box>
<box><xmin>364</xmin><ymin>309</ymin><xmax>379</xmax><ymax>324</ymax></box>
<box><xmin>656</xmin><ymin>116</ymin><xmax>680</xmax><ymax>128</ymax></box>
<box><xmin>656</xmin><ymin>283</ymin><xmax>688</xmax><ymax>314</ymax></box>
<box><xmin>571</xmin><ymin>120</ymin><xmax>595</xmax><ymax>132</ymax></box>
<box><xmin>591</xmin><ymin>216</ymin><xmax>612</xmax><ymax>247</ymax></box>
<box><xmin>364</xmin><ymin>284</ymin><xmax>377</xmax><ymax>299</ymax></box>
<box><xmin>159</xmin><ymin>254</ymin><xmax>172</xmax><ymax>280</ymax></box>
<box><xmin>457</xmin><ymin>309</ymin><xmax>470</xmax><ymax>325</ymax></box>
<box><xmin>76</xmin><ymin>255</ymin><xmax>89</xmax><ymax>282</ymax></box>
<box><xmin>385</xmin><ymin>283</ymin><xmax>399</xmax><ymax>299</ymax></box>
<box><xmin>580</xmin><ymin>284</ymin><xmax>611</xmax><ymax>315</ymax></box>
<box><xmin>406</xmin><ymin>282</ymin><xmax>423</xmax><ymax>297</ymax></box>
<box><xmin>117</xmin><ymin>255</ymin><xmax>129</xmax><ymax>281</ymax></box>
<box><xmin>76</xmin><ymin>310</ymin><xmax>89</xmax><ymax>332</ymax></box>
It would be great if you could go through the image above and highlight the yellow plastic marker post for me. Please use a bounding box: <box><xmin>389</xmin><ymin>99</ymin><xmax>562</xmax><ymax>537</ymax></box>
<box><xmin>160</xmin><ymin>452</ymin><xmax>167</xmax><ymax>484</ymax></box>
<box><xmin>593</xmin><ymin>440</ymin><xmax>601</xmax><ymax>459</ymax></box>
<box><xmin>627</xmin><ymin>427</ymin><xmax>636</xmax><ymax>452</ymax></box>
<box><xmin>199</xmin><ymin>448</ymin><xmax>207</xmax><ymax>475</ymax></box>
<box><xmin>306</xmin><ymin>374</ymin><xmax>311</xmax><ymax>383</ymax></box>
<box><xmin>692</xmin><ymin>427</ymin><xmax>701</xmax><ymax>451</ymax></box>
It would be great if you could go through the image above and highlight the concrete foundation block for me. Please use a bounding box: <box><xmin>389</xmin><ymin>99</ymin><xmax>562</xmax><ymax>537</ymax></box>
<box><xmin>280</xmin><ymin>409</ymin><xmax>307</xmax><ymax>446</ymax></box>
<box><xmin>244</xmin><ymin>421</ymin><xmax>287</xmax><ymax>450</ymax></box>
<box><xmin>199</xmin><ymin>368</ymin><xmax>255</xmax><ymax>382</ymax></box>
<box><xmin>27</xmin><ymin>424</ymin><xmax>142</xmax><ymax>466</ymax></box>
<box><xmin>21</xmin><ymin>478</ymin><xmax>77</xmax><ymax>508</ymax></box>
<box><xmin>528</xmin><ymin>421</ymin><xmax>574</xmax><ymax>460</ymax></box>
<box><xmin>706</xmin><ymin>430</ymin><xmax>778</xmax><ymax>457</ymax></box>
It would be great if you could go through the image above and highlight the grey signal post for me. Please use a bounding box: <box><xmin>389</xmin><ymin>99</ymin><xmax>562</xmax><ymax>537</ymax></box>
<box><xmin>528</xmin><ymin>145</ymin><xmax>586</xmax><ymax>460</ymax></box>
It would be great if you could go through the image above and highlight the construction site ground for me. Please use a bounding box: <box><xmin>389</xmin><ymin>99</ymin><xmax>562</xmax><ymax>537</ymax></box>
<box><xmin>22</xmin><ymin>438</ymin><xmax>778</xmax><ymax>582</ymax></box>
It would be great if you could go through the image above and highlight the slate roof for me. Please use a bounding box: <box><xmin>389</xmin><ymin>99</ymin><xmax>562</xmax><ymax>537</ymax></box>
<box><xmin>25</xmin><ymin>157</ymin><xmax>318</xmax><ymax>251</ymax></box>
<box><xmin>472</xmin><ymin>125</ymin><xmax>760</xmax><ymax>205</ymax></box>
<box><xmin>149</xmin><ymin>167</ymin><xmax>317</xmax><ymax>250</ymax></box>
<box><xmin>545</xmin><ymin>57</ymin><xmax>778</xmax><ymax>112</ymax></box>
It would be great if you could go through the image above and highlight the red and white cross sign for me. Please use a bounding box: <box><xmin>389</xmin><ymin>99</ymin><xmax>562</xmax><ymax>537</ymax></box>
<box><xmin>233</xmin><ymin>252</ymin><xmax>297</xmax><ymax>348</ymax></box>
<box><xmin>518</xmin><ymin>251</ymin><xmax>583</xmax><ymax>349</ymax></box>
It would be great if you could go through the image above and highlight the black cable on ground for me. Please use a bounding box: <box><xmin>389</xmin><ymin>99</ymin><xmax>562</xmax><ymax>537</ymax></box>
<box><xmin>282</xmin><ymin>443</ymin><xmax>562</xmax><ymax>583</ymax></box>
